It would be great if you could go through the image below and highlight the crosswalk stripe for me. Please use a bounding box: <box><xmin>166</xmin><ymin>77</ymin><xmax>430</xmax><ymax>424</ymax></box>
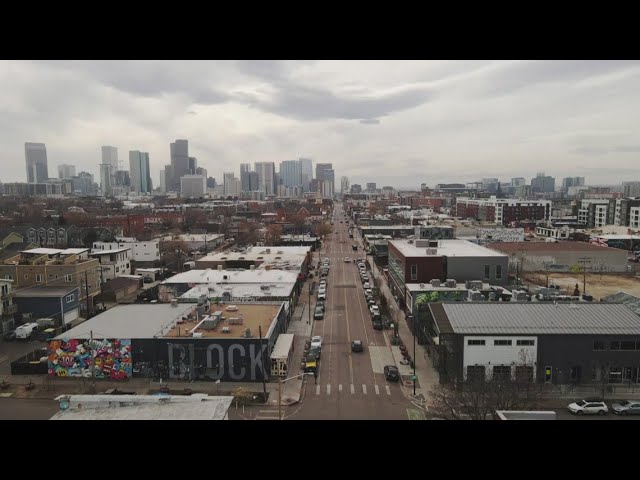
<box><xmin>339</xmin><ymin>384</ymin><xmax>342</xmax><ymax>392</ymax></box>
<box><xmin>375</xmin><ymin>384</ymin><xmax>380</xmax><ymax>395</ymax></box>
<box><xmin>362</xmin><ymin>384</ymin><xmax>367</xmax><ymax>394</ymax></box>
<box><xmin>350</xmin><ymin>384</ymin><xmax>355</xmax><ymax>394</ymax></box>
<box><xmin>385</xmin><ymin>385</ymin><xmax>391</xmax><ymax>395</ymax></box>
<box><xmin>316</xmin><ymin>385</ymin><xmax>320</xmax><ymax>395</ymax></box>
<box><xmin>327</xmin><ymin>384</ymin><xmax>331</xmax><ymax>395</ymax></box>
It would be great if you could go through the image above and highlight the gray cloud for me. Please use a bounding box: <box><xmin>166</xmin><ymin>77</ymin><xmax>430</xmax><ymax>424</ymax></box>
<box><xmin>360</xmin><ymin>118</ymin><xmax>380</xmax><ymax>125</ymax></box>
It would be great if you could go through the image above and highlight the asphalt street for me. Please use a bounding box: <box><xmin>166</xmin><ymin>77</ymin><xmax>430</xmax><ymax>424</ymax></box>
<box><xmin>286</xmin><ymin>202</ymin><xmax>413</xmax><ymax>420</ymax></box>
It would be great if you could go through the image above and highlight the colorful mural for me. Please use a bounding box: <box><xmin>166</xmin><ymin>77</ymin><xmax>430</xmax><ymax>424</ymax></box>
<box><xmin>48</xmin><ymin>338</ymin><xmax>132</xmax><ymax>379</ymax></box>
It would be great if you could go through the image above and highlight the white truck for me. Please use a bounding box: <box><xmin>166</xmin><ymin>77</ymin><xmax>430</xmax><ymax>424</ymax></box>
<box><xmin>15</xmin><ymin>322</ymin><xmax>39</xmax><ymax>341</ymax></box>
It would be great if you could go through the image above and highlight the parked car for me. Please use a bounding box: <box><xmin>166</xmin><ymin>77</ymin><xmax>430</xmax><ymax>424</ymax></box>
<box><xmin>384</xmin><ymin>365</ymin><xmax>400</xmax><ymax>382</ymax></box>
<box><xmin>314</xmin><ymin>306</ymin><xmax>325</xmax><ymax>320</ymax></box>
<box><xmin>567</xmin><ymin>399</ymin><xmax>608</xmax><ymax>415</ymax></box>
<box><xmin>351</xmin><ymin>340</ymin><xmax>364</xmax><ymax>352</ymax></box>
<box><xmin>363</xmin><ymin>282</ymin><xmax>371</xmax><ymax>289</ymax></box>
<box><xmin>611</xmin><ymin>400</ymin><xmax>640</xmax><ymax>415</ymax></box>
<box><xmin>372</xmin><ymin>317</ymin><xmax>383</xmax><ymax>330</ymax></box>
<box><xmin>311</xmin><ymin>336</ymin><xmax>323</xmax><ymax>349</ymax></box>
<box><xmin>370</xmin><ymin>305</ymin><xmax>380</xmax><ymax>315</ymax></box>
<box><xmin>318</xmin><ymin>291</ymin><xmax>327</xmax><ymax>301</ymax></box>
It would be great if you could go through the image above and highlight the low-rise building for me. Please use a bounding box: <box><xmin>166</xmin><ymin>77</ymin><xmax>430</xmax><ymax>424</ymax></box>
<box><xmin>455</xmin><ymin>197</ymin><xmax>551</xmax><ymax>225</ymax></box>
<box><xmin>93</xmin><ymin>238</ymin><xmax>160</xmax><ymax>262</ymax></box>
<box><xmin>427</xmin><ymin>302</ymin><xmax>640</xmax><ymax>385</ymax></box>
<box><xmin>13</xmin><ymin>285</ymin><xmax>80</xmax><ymax>327</ymax></box>
<box><xmin>0</xmin><ymin>278</ymin><xmax>16</xmax><ymax>332</ymax></box>
<box><xmin>90</xmin><ymin>248</ymin><xmax>132</xmax><ymax>282</ymax></box>
<box><xmin>195</xmin><ymin>246</ymin><xmax>311</xmax><ymax>272</ymax></box>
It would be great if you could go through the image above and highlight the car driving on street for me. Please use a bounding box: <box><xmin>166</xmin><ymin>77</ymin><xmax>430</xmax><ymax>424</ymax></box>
<box><xmin>384</xmin><ymin>365</ymin><xmax>400</xmax><ymax>382</ymax></box>
<box><xmin>351</xmin><ymin>340</ymin><xmax>364</xmax><ymax>352</ymax></box>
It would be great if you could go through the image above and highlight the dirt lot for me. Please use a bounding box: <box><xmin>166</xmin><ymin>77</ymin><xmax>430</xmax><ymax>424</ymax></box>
<box><xmin>524</xmin><ymin>272</ymin><xmax>640</xmax><ymax>300</ymax></box>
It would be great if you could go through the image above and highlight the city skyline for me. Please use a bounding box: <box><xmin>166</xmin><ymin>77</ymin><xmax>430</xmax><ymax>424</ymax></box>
<box><xmin>2</xmin><ymin>60</ymin><xmax>640</xmax><ymax>187</ymax></box>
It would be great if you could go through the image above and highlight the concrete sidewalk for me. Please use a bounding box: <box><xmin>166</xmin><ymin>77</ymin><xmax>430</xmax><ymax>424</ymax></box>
<box><xmin>369</xmin><ymin>257</ymin><xmax>439</xmax><ymax>402</ymax></box>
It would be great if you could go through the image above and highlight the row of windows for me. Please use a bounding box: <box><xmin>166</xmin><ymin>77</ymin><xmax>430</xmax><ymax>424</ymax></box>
<box><xmin>483</xmin><ymin>264</ymin><xmax>502</xmax><ymax>280</ymax></box>
<box><xmin>467</xmin><ymin>365</ymin><xmax>534</xmax><ymax>380</ymax></box>
<box><xmin>468</xmin><ymin>339</ymin><xmax>535</xmax><ymax>346</ymax></box>
<box><xmin>594</xmin><ymin>340</ymin><xmax>640</xmax><ymax>351</ymax></box>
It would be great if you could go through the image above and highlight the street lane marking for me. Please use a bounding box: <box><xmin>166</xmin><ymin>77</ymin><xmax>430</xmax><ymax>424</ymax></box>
<box><xmin>375</xmin><ymin>384</ymin><xmax>380</xmax><ymax>395</ymax></box>
<box><xmin>316</xmin><ymin>385</ymin><xmax>320</xmax><ymax>395</ymax></box>
<box><xmin>327</xmin><ymin>384</ymin><xmax>331</xmax><ymax>395</ymax></box>
<box><xmin>339</xmin><ymin>384</ymin><xmax>342</xmax><ymax>392</ymax></box>
<box><xmin>362</xmin><ymin>384</ymin><xmax>367</xmax><ymax>395</ymax></box>
<box><xmin>385</xmin><ymin>385</ymin><xmax>391</xmax><ymax>395</ymax></box>
<box><xmin>350</xmin><ymin>384</ymin><xmax>355</xmax><ymax>394</ymax></box>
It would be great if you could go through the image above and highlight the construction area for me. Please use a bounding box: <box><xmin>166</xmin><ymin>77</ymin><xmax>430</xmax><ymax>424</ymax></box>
<box><xmin>524</xmin><ymin>272</ymin><xmax>640</xmax><ymax>300</ymax></box>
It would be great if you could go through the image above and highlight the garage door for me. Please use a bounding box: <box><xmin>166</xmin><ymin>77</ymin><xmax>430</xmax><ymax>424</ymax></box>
<box><xmin>63</xmin><ymin>308</ymin><xmax>79</xmax><ymax>325</ymax></box>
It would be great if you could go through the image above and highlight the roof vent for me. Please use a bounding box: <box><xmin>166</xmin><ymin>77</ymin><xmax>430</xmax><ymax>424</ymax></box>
<box><xmin>217</xmin><ymin>265</ymin><xmax>223</xmax><ymax>271</ymax></box>
<box><xmin>244</xmin><ymin>328</ymin><xmax>253</xmax><ymax>338</ymax></box>
<box><xmin>430</xmin><ymin>279</ymin><xmax>441</xmax><ymax>287</ymax></box>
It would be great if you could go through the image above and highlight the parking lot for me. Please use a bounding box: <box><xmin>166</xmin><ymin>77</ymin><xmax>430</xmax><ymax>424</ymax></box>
<box><xmin>0</xmin><ymin>338</ymin><xmax>48</xmax><ymax>376</ymax></box>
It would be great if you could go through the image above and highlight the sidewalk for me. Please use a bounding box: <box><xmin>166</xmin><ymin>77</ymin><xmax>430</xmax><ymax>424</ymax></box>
<box><xmin>369</xmin><ymin>257</ymin><xmax>439</xmax><ymax>402</ymax></box>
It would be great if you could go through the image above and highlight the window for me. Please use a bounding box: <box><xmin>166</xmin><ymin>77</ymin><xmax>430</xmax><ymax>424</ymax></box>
<box><xmin>24</xmin><ymin>274</ymin><xmax>29</xmax><ymax>279</ymax></box>
<box><xmin>516</xmin><ymin>339</ymin><xmax>535</xmax><ymax>346</ymax></box>
<box><xmin>115</xmin><ymin>266</ymin><xmax>120</xmax><ymax>273</ymax></box>
<box><xmin>494</xmin><ymin>339</ymin><xmax>512</xmax><ymax>346</ymax></box>
<box><xmin>5</xmin><ymin>275</ymin><xmax>12</xmax><ymax>280</ymax></box>
<box><xmin>467</xmin><ymin>339</ymin><xmax>485</xmax><ymax>346</ymax></box>
<box><xmin>126</xmin><ymin>263</ymin><xmax>130</xmax><ymax>269</ymax></box>
<box><xmin>466</xmin><ymin>365</ymin><xmax>486</xmax><ymax>381</ymax></box>
<box><xmin>495</xmin><ymin>264</ymin><xmax>502</xmax><ymax>280</ymax></box>
<box><xmin>593</xmin><ymin>340</ymin><xmax>605</xmax><ymax>351</ymax></box>
<box><xmin>65</xmin><ymin>274</ymin><xmax>72</xmax><ymax>282</ymax></box>
<box><xmin>65</xmin><ymin>294</ymin><xmax>74</xmax><ymax>303</ymax></box>
<box><xmin>492</xmin><ymin>365</ymin><xmax>511</xmax><ymax>381</ymax></box>
<box><xmin>610</xmin><ymin>341</ymin><xmax>621</xmax><ymax>350</ymax></box>
<box><xmin>484</xmin><ymin>264</ymin><xmax>490</xmax><ymax>280</ymax></box>
<box><xmin>410</xmin><ymin>265</ymin><xmax>417</xmax><ymax>280</ymax></box>
<box><xmin>36</xmin><ymin>274</ymin><xmax>43</xmax><ymax>282</ymax></box>
<box><xmin>621</xmin><ymin>341</ymin><xmax>635</xmax><ymax>351</ymax></box>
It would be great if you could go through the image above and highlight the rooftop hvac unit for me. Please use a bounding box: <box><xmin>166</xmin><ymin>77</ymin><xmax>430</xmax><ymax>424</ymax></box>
<box><xmin>266</xmin><ymin>248</ymin><xmax>271</xmax><ymax>254</ymax></box>
<box><xmin>260</xmin><ymin>285</ymin><xmax>270</xmax><ymax>291</ymax></box>
<box><xmin>446</xmin><ymin>279</ymin><xmax>456</xmax><ymax>288</ymax></box>
<box><xmin>429</xmin><ymin>240</ymin><xmax>438</xmax><ymax>248</ymax></box>
<box><xmin>170</xmin><ymin>299</ymin><xmax>179</xmax><ymax>307</ymax></box>
<box><xmin>426</xmin><ymin>248</ymin><xmax>437</xmax><ymax>255</ymax></box>
<box><xmin>217</xmin><ymin>265</ymin><xmax>223</xmax><ymax>270</ymax></box>
<box><xmin>465</xmin><ymin>280</ymin><xmax>472</xmax><ymax>289</ymax></box>
<box><xmin>244</xmin><ymin>328</ymin><xmax>253</xmax><ymax>338</ymax></box>
<box><xmin>419</xmin><ymin>283</ymin><xmax>425</xmax><ymax>288</ymax></box>
<box><xmin>511</xmin><ymin>290</ymin><xmax>528</xmax><ymax>302</ymax></box>
<box><xmin>468</xmin><ymin>290</ymin><xmax>483</xmax><ymax>301</ymax></box>
<box><xmin>211</xmin><ymin>311</ymin><xmax>223</xmax><ymax>322</ymax></box>
<box><xmin>471</xmin><ymin>280</ymin><xmax>483</xmax><ymax>290</ymax></box>
<box><xmin>192</xmin><ymin>332</ymin><xmax>204</xmax><ymax>338</ymax></box>
<box><xmin>250</xmin><ymin>265</ymin><xmax>255</xmax><ymax>271</ymax></box>
<box><xmin>222</xmin><ymin>326</ymin><xmax>231</xmax><ymax>333</ymax></box>
<box><xmin>488</xmin><ymin>291</ymin><xmax>497</xmax><ymax>301</ymax></box>
<box><xmin>415</xmin><ymin>240</ymin><xmax>428</xmax><ymax>248</ymax></box>
<box><xmin>430</xmin><ymin>279</ymin><xmax>441</xmax><ymax>287</ymax></box>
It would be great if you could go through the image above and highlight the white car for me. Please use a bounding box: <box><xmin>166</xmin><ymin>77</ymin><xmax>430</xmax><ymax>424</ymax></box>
<box><xmin>311</xmin><ymin>336</ymin><xmax>323</xmax><ymax>348</ymax></box>
<box><xmin>344</xmin><ymin>257</ymin><xmax>351</xmax><ymax>263</ymax></box>
<box><xmin>363</xmin><ymin>282</ymin><xmax>371</xmax><ymax>289</ymax></box>
<box><xmin>568</xmin><ymin>399</ymin><xmax>608</xmax><ymax>416</ymax></box>
<box><xmin>318</xmin><ymin>291</ymin><xmax>327</xmax><ymax>300</ymax></box>
<box><xmin>370</xmin><ymin>305</ymin><xmax>380</xmax><ymax>315</ymax></box>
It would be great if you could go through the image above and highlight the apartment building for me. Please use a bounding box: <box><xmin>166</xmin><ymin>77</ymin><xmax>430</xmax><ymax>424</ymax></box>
<box><xmin>93</xmin><ymin>238</ymin><xmax>160</xmax><ymax>262</ymax></box>
<box><xmin>0</xmin><ymin>248</ymin><xmax>100</xmax><ymax>313</ymax></box>
<box><xmin>455</xmin><ymin>197</ymin><xmax>551</xmax><ymax>225</ymax></box>
<box><xmin>89</xmin><ymin>248</ymin><xmax>132</xmax><ymax>282</ymax></box>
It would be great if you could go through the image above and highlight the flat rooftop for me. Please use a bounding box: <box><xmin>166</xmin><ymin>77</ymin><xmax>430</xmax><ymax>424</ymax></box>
<box><xmin>490</xmin><ymin>241</ymin><xmax>628</xmax><ymax>253</ymax></box>
<box><xmin>197</xmin><ymin>245</ymin><xmax>311</xmax><ymax>263</ymax></box>
<box><xmin>180</xmin><ymin>282</ymin><xmax>295</xmax><ymax>300</ymax></box>
<box><xmin>162</xmin><ymin>269</ymin><xmax>299</xmax><ymax>285</ymax></box>
<box><xmin>390</xmin><ymin>239</ymin><xmax>506</xmax><ymax>258</ymax></box>
<box><xmin>163</xmin><ymin>303</ymin><xmax>282</xmax><ymax>339</ymax></box>
<box><xmin>14</xmin><ymin>285</ymin><xmax>78</xmax><ymax>298</ymax></box>
<box><xmin>55</xmin><ymin>303</ymin><xmax>196</xmax><ymax>339</ymax></box>
<box><xmin>50</xmin><ymin>395</ymin><xmax>234</xmax><ymax>420</ymax></box>
<box><xmin>360</xmin><ymin>225</ymin><xmax>415</xmax><ymax>230</ymax></box>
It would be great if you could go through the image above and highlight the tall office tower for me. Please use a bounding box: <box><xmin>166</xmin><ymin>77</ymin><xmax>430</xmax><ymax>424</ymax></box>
<box><xmin>180</xmin><ymin>175</ymin><xmax>207</xmax><ymax>198</ymax></box>
<box><xmin>168</xmin><ymin>139</ymin><xmax>190</xmax><ymax>191</ymax></box>
<box><xmin>511</xmin><ymin>177</ymin><xmax>526</xmax><ymax>187</ymax></box>
<box><xmin>324</xmin><ymin>169</ymin><xmax>335</xmax><ymax>194</ymax></box>
<box><xmin>531</xmin><ymin>172</ymin><xmax>556</xmax><ymax>193</ymax></box>
<box><xmin>159</xmin><ymin>170</ymin><xmax>166</xmax><ymax>193</ymax></box>
<box><xmin>223</xmin><ymin>172</ymin><xmax>239</xmax><ymax>196</ymax></box>
<box><xmin>101</xmin><ymin>146</ymin><xmax>119</xmax><ymax>169</ymax></box>
<box><xmin>315</xmin><ymin>163</ymin><xmax>332</xmax><ymax>183</ymax></box>
<box><xmin>247</xmin><ymin>172</ymin><xmax>259</xmax><ymax>192</ymax></box>
<box><xmin>57</xmin><ymin>164</ymin><xmax>76</xmax><ymax>179</ymax></box>
<box><xmin>129</xmin><ymin>151</ymin><xmax>153</xmax><ymax>193</ymax></box>
<box><xmin>114</xmin><ymin>170</ymin><xmax>130</xmax><ymax>187</ymax></box>
<box><xmin>25</xmin><ymin>142</ymin><xmax>49</xmax><ymax>183</ymax></box>
<box><xmin>72</xmin><ymin>171</ymin><xmax>98</xmax><ymax>196</ymax></box>
<box><xmin>280</xmin><ymin>160</ymin><xmax>302</xmax><ymax>188</ymax></box>
<box><xmin>322</xmin><ymin>180</ymin><xmax>334</xmax><ymax>198</ymax></box>
<box><xmin>100</xmin><ymin>164</ymin><xmax>113</xmax><ymax>196</ymax></box>
<box><xmin>562</xmin><ymin>176</ymin><xmax>585</xmax><ymax>192</ymax></box>
<box><xmin>341</xmin><ymin>176</ymin><xmax>350</xmax><ymax>194</ymax></box>
<box><xmin>188</xmin><ymin>157</ymin><xmax>198</xmax><ymax>174</ymax></box>
<box><xmin>240</xmin><ymin>163</ymin><xmax>252</xmax><ymax>192</ymax></box>
<box><xmin>299</xmin><ymin>158</ymin><xmax>313</xmax><ymax>191</ymax></box>
<box><xmin>255</xmin><ymin>162</ymin><xmax>275</xmax><ymax>195</ymax></box>
<box><xmin>195</xmin><ymin>167</ymin><xmax>207</xmax><ymax>178</ymax></box>
<box><xmin>366</xmin><ymin>182</ymin><xmax>377</xmax><ymax>192</ymax></box>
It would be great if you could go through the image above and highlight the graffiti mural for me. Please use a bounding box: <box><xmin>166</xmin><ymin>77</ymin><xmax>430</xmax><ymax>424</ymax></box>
<box><xmin>48</xmin><ymin>338</ymin><xmax>132</xmax><ymax>379</ymax></box>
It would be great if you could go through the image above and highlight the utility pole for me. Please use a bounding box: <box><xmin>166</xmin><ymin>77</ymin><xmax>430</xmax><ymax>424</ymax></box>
<box><xmin>578</xmin><ymin>257</ymin><xmax>591</xmax><ymax>296</ymax></box>
<box><xmin>90</xmin><ymin>329</ymin><xmax>96</xmax><ymax>392</ymax></box>
<box><xmin>84</xmin><ymin>269</ymin><xmax>93</xmax><ymax>318</ymax></box>
<box><xmin>308</xmin><ymin>282</ymin><xmax>311</xmax><ymax>324</ymax></box>
<box><xmin>258</xmin><ymin>325</ymin><xmax>267</xmax><ymax>400</ymax></box>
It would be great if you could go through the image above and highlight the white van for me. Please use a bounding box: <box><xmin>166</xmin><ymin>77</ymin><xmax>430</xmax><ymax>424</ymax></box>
<box><xmin>15</xmin><ymin>322</ymin><xmax>39</xmax><ymax>341</ymax></box>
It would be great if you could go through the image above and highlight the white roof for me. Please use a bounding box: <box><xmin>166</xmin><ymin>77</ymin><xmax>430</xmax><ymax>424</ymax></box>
<box><xmin>270</xmin><ymin>334</ymin><xmax>295</xmax><ymax>359</ymax></box>
<box><xmin>163</xmin><ymin>269</ymin><xmax>299</xmax><ymax>285</ymax></box>
<box><xmin>55</xmin><ymin>303</ymin><xmax>195</xmax><ymax>339</ymax></box>
<box><xmin>50</xmin><ymin>395</ymin><xmax>233</xmax><ymax>420</ymax></box>
<box><xmin>22</xmin><ymin>248</ymin><xmax>63</xmax><ymax>255</ymax></box>
<box><xmin>197</xmin><ymin>245</ymin><xmax>311</xmax><ymax>263</ymax></box>
<box><xmin>390</xmin><ymin>239</ymin><xmax>507</xmax><ymax>258</ymax></box>
<box><xmin>595</xmin><ymin>234</ymin><xmax>640</xmax><ymax>240</ymax></box>
<box><xmin>60</xmin><ymin>248</ymin><xmax>90</xmax><ymax>255</ymax></box>
<box><xmin>180</xmin><ymin>282</ymin><xmax>295</xmax><ymax>300</ymax></box>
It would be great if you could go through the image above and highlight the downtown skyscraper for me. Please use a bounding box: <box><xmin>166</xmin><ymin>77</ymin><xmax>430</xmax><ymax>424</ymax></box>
<box><xmin>129</xmin><ymin>151</ymin><xmax>153</xmax><ymax>193</ymax></box>
<box><xmin>25</xmin><ymin>142</ymin><xmax>49</xmax><ymax>183</ymax></box>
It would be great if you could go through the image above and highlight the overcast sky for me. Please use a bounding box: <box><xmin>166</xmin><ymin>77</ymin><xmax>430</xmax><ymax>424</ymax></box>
<box><xmin>1</xmin><ymin>60</ymin><xmax>639</xmax><ymax>188</ymax></box>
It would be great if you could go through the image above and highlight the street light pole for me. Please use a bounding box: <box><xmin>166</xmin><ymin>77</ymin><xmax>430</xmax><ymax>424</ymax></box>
<box><xmin>278</xmin><ymin>371</ymin><xmax>313</xmax><ymax>420</ymax></box>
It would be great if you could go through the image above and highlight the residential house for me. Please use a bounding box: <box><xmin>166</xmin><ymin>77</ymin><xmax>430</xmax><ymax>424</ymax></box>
<box><xmin>89</xmin><ymin>248</ymin><xmax>132</xmax><ymax>283</ymax></box>
<box><xmin>13</xmin><ymin>285</ymin><xmax>80</xmax><ymax>327</ymax></box>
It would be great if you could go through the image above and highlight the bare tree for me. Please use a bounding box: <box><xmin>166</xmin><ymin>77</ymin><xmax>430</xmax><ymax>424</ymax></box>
<box><xmin>265</xmin><ymin>224</ymin><xmax>283</xmax><ymax>245</ymax></box>
<box><xmin>160</xmin><ymin>239</ymin><xmax>189</xmax><ymax>271</ymax></box>
<box><xmin>314</xmin><ymin>222</ymin><xmax>332</xmax><ymax>239</ymax></box>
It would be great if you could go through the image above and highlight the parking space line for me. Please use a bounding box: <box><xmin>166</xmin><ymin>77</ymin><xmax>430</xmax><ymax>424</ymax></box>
<box><xmin>362</xmin><ymin>384</ymin><xmax>367</xmax><ymax>395</ymax></box>
<box><xmin>339</xmin><ymin>384</ymin><xmax>342</xmax><ymax>393</ymax></box>
<box><xmin>350</xmin><ymin>384</ymin><xmax>355</xmax><ymax>394</ymax></box>
<box><xmin>385</xmin><ymin>385</ymin><xmax>391</xmax><ymax>395</ymax></box>
<box><xmin>316</xmin><ymin>385</ymin><xmax>320</xmax><ymax>395</ymax></box>
<box><xmin>327</xmin><ymin>384</ymin><xmax>331</xmax><ymax>395</ymax></box>
<box><xmin>375</xmin><ymin>384</ymin><xmax>380</xmax><ymax>395</ymax></box>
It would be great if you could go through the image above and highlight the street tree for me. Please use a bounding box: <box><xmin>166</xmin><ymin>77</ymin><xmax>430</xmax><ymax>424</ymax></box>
<box><xmin>265</xmin><ymin>224</ymin><xmax>283</xmax><ymax>245</ymax></box>
<box><xmin>160</xmin><ymin>239</ymin><xmax>189</xmax><ymax>271</ymax></box>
